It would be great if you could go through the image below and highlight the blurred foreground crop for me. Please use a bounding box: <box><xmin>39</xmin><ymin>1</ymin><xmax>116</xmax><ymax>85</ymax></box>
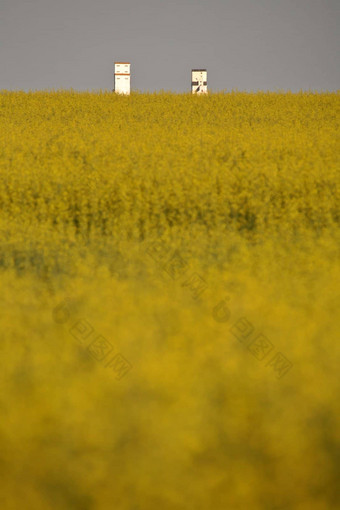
<box><xmin>0</xmin><ymin>91</ymin><xmax>339</xmax><ymax>509</ymax></box>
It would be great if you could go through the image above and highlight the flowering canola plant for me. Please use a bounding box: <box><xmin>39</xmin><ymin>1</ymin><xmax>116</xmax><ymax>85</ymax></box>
<box><xmin>0</xmin><ymin>91</ymin><xmax>339</xmax><ymax>510</ymax></box>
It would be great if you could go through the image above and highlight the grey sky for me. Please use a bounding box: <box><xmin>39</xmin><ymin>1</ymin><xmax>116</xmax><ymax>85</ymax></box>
<box><xmin>1</xmin><ymin>0</ymin><xmax>339</xmax><ymax>92</ymax></box>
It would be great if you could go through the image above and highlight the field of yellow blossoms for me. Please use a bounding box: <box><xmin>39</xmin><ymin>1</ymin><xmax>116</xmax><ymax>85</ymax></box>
<box><xmin>0</xmin><ymin>91</ymin><xmax>339</xmax><ymax>509</ymax></box>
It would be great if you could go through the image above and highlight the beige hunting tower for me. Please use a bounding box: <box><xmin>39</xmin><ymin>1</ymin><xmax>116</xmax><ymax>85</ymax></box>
<box><xmin>191</xmin><ymin>69</ymin><xmax>208</xmax><ymax>94</ymax></box>
<box><xmin>114</xmin><ymin>62</ymin><xmax>131</xmax><ymax>95</ymax></box>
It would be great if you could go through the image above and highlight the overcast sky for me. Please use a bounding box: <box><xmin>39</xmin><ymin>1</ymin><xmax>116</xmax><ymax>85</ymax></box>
<box><xmin>0</xmin><ymin>0</ymin><xmax>339</xmax><ymax>92</ymax></box>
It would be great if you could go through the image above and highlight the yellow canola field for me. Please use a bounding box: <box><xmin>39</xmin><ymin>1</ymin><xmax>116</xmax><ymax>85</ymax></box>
<box><xmin>0</xmin><ymin>91</ymin><xmax>339</xmax><ymax>510</ymax></box>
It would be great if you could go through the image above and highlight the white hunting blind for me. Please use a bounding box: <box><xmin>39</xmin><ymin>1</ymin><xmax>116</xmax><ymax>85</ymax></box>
<box><xmin>114</xmin><ymin>62</ymin><xmax>131</xmax><ymax>95</ymax></box>
<box><xmin>191</xmin><ymin>69</ymin><xmax>208</xmax><ymax>94</ymax></box>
